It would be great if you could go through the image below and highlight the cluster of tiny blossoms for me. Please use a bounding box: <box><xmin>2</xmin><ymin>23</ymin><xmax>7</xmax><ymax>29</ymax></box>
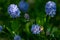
<box><xmin>45</xmin><ymin>1</ymin><xmax>56</xmax><ymax>17</ymax></box>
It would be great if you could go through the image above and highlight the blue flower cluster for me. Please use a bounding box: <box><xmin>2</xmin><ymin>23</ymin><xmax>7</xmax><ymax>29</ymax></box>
<box><xmin>14</xmin><ymin>35</ymin><xmax>21</xmax><ymax>40</ymax></box>
<box><xmin>18</xmin><ymin>1</ymin><xmax>29</xmax><ymax>12</ymax></box>
<box><xmin>45</xmin><ymin>1</ymin><xmax>56</xmax><ymax>17</ymax></box>
<box><xmin>31</xmin><ymin>24</ymin><xmax>41</xmax><ymax>34</ymax></box>
<box><xmin>0</xmin><ymin>25</ymin><xmax>3</xmax><ymax>32</ymax></box>
<box><xmin>8</xmin><ymin>4</ymin><xmax>21</xmax><ymax>18</ymax></box>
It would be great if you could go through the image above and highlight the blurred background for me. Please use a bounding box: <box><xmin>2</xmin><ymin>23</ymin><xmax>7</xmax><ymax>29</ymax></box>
<box><xmin>0</xmin><ymin>0</ymin><xmax>60</xmax><ymax>40</ymax></box>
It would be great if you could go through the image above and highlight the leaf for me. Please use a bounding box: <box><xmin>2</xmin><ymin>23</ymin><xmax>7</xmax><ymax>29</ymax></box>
<box><xmin>10</xmin><ymin>20</ymin><xmax>20</xmax><ymax>34</ymax></box>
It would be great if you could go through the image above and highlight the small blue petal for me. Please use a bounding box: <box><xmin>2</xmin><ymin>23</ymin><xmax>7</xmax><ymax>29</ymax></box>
<box><xmin>31</xmin><ymin>24</ymin><xmax>41</xmax><ymax>34</ymax></box>
<box><xmin>0</xmin><ymin>26</ymin><xmax>3</xmax><ymax>32</ymax></box>
<box><xmin>45</xmin><ymin>1</ymin><xmax>56</xmax><ymax>17</ymax></box>
<box><xmin>8</xmin><ymin>4</ymin><xmax>21</xmax><ymax>18</ymax></box>
<box><xmin>19</xmin><ymin>1</ymin><xmax>29</xmax><ymax>12</ymax></box>
<box><xmin>14</xmin><ymin>35</ymin><xmax>21</xmax><ymax>40</ymax></box>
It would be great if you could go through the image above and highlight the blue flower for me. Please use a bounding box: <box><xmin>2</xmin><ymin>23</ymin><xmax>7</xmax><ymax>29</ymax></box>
<box><xmin>24</xmin><ymin>13</ymin><xmax>29</xmax><ymax>20</ymax></box>
<box><xmin>31</xmin><ymin>24</ymin><xmax>41</xmax><ymax>34</ymax></box>
<box><xmin>0</xmin><ymin>26</ymin><xmax>3</xmax><ymax>32</ymax></box>
<box><xmin>45</xmin><ymin>1</ymin><xmax>56</xmax><ymax>17</ymax></box>
<box><xmin>14</xmin><ymin>35</ymin><xmax>21</xmax><ymax>40</ymax></box>
<box><xmin>18</xmin><ymin>1</ymin><xmax>29</xmax><ymax>12</ymax></box>
<box><xmin>8</xmin><ymin>4</ymin><xmax>21</xmax><ymax>18</ymax></box>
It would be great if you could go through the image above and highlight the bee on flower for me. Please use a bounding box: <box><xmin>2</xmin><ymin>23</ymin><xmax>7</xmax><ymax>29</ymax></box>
<box><xmin>31</xmin><ymin>24</ymin><xmax>41</xmax><ymax>34</ymax></box>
